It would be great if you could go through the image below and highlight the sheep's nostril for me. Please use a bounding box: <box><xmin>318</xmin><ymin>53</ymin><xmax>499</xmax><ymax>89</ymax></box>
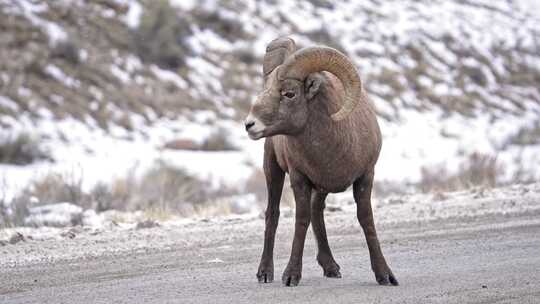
<box><xmin>245</xmin><ymin>121</ymin><xmax>255</xmax><ymax>131</ymax></box>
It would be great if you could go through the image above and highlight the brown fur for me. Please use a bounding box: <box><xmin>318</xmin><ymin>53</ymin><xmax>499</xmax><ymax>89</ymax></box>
<box><xmin>272</xmin><ymin>73</ymin><xmax>381</xmax><ymax>193</ymax></box>
<box><xmin>245</xmin><ymin>38</ymin><xmax>397</xmax><ymax>287</ymax></box>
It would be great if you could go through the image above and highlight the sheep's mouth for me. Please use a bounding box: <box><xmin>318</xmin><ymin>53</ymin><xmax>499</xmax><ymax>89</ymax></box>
<box><xmin>244</xmin><ymin>114</ymin><xmax>268</xmax><ymax>140</ymax></box>
<box><xmin>247</xmin><ymin>130</ymin><xmax>265</xmax><ymax>140</ymax></box>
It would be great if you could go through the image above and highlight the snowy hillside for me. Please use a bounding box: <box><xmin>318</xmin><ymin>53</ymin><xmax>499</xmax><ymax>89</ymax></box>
<box><xmin>0</xmin><ymin>0</ymin><xmax>539</xmax><ymax>217</ymax></box>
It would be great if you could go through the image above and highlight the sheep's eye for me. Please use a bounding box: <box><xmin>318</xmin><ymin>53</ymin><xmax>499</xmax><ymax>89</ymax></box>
<box><xmin>283</xmin><ymin>92</ymin><xmax>295</xmax><ymax>99</ymax></box>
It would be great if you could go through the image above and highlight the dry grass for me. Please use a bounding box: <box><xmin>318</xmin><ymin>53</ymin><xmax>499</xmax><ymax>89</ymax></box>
<box><xmin>86</xmin><ymin>160</ymin><xmax>217</xmax><ymax>213</ymax></box>
<box><xmin>373</xmin><ymin>180</ymin><xmax>410</xmax><ymax>198</ymax></box>
<box><xmin>243</xmin><ymin>168</ymin><xmax>296</xmax><ymax>208</ymax></box>
<box><xmin>29</xmin><ymin>172</ymin><xmax>89</xmax><ymax>207</ymax></box>
<box><xmin>1</xmin><ymin>176</ymin><xmax>31</xmax><ymax>228</ymax></box>
<box><xmin>142</xmin><ymin>206</ymin><xmax>175</xmax><ymax>222</ymax></box>
<box><xmin>0</xmin><ymin>199</ymin><xmax>30</xmax><ymax>228</ymax></box>
<box><xmin>2</xmin><ymin>160</ymin><xmax>242</xmax><ymax>226</ymax></box>
<box><xmin>372</xmin><ymin>152</ymin><xmax>517</xmax><ymax>198</ymax></box>
<box><xmin>2</xmin><ymin>171</ymin><xmax>90</xmax><ymax>227</ymax></box>
<box><xmin>0</xmin><ymin>150</ymin><xmax>532</xmax><ymax>227</ymax></box>
<box><xmin>418</xmin><ymin>153</ymin><xmax>504</xmax><ymax>193</ymax></box>
<box><xmin>244</xmin><ymin>169</ymin><xmax>267</xmax><ymax>202</ymax></box>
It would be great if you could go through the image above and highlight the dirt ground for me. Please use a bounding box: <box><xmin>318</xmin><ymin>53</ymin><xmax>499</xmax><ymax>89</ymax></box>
<box><xmin>1</xmin><ymin>184</ymin><xmax>540</xmax><ymax>303</ymax></box>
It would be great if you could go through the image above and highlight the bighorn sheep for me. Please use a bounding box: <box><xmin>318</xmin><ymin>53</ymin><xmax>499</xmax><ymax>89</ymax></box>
<box><xmin>244</xmin><ymin>37</ymin><xmax>398</xmax><ymax>287</ymax></box>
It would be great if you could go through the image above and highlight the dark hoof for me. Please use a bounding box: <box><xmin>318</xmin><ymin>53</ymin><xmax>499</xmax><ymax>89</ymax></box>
<box><xmin>317</xmin><ymin>255</ymin><xmax>341</xmax><ymax>279</ymax></box>
<box><xmin>282</xmin><ymin>267</ymin><xmax>302</xmax><ymax>287</ymax></box>
<box><xmin>321</xmin><ymin>261</ymin><xmax>342</xmax><ymax>278</ymax></box>
<box><xmin>375</xmin><ymin>272</ymin><xmax>399</xmax><ymax>286</ymax></box>
<box><xmin>257</xmin><ymin>264</ymin><xmax>274</xmax><ymax>283</ymax></box>
<box><xmin>257</xmin><ymin>272</ymin><xmax>273</xmax><ymax>283</ymax></box>
<box><xmin>324</xmin><ymin>268</ymin><xmax>342</xmax><ymax>278</ymax></box>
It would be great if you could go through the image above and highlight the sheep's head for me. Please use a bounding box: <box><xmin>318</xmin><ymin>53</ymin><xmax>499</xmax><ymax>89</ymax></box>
<box><xmin>244</xmin><ymin>37</ymin><xmax>362</xmax><ymax>140</ymax></box>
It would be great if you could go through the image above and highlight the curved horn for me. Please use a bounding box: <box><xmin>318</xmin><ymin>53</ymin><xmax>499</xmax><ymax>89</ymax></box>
<box><xmin>278</xmin><ymin>46</ymin><xmax>362</xmax><ymax>121</ymax></box>
<box><xmin>263</xmin><ymin>37</ymin><xmax>296</xmax><ymax>84</ymax></box>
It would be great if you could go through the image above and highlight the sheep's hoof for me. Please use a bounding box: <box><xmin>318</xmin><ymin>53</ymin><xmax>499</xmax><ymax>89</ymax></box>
<box><xmin>321</xmin><ymin>261</ymin><xmax>341</xmax><ymax>278</ymax></box>
<box><xmin>375</xmin><ymin>271</ymin><xmax>399</xmax><ymax>286</ymax></box>
<box><xmin>318</xmin><ymin>255</ymin><xmax>341</xmax><ymax>278</ymax></box>
<box><xmin>282</xmin><ymin>266</ymin><xmax>302</xmax><ymax>287</ymax></box>
<box><xmin>323</xmin><ymin>267</ymin><xmax>342</xmax><ymax>278</ymax></box>
<box><xmin>256</xmin><ymin>265</ymin><xmax>274</xmax><ymax>283</ymax></box>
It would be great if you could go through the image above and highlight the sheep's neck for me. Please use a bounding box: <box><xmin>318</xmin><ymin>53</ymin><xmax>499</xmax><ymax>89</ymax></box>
<box><xmin>280</xmin><ymin>80</ymin><xmax>381</xmax><ymax>192</ymax></box>
<box><xmin>284</xmin><ymin>89</ymin><xmax>356</xmax><ymax>178</ymax></box>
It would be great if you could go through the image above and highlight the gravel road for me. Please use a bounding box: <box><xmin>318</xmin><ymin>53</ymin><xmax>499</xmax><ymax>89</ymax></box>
<box><xmin>1</xmin><ymin>184</ymin><xmax>540</xmax><ymax>303</ymax></box>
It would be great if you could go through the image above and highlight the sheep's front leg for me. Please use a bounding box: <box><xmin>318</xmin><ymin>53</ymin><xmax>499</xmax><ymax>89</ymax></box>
<box><xmin>282</xmin><ymin>171</ymin><xmax>312</xmax><ymax>286</ymax></box>
<box><xmin>257</xmin><ymin>148</ymin><xmax>285</xmax><ymax>283</ymax></box>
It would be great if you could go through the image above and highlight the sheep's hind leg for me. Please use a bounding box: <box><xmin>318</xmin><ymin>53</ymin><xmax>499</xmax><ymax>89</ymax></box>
<box><xmin>282</xmin><ymin>171</ymin><xmax>312</xmax><ymax>287</ymax></box>
<box><xmin>311</xmin><ymin>191</ymin><xmax>341</xmax><ymax>278</ymax></box>
<box><xmin>256</xmin><ymin>146</ymin><xmax>285</xmax><ymax>283</ymax></box>
<box><xmin>353</xmin><ymin>172</ymin><xmax>398</xmax><ymax>286</ymax></box>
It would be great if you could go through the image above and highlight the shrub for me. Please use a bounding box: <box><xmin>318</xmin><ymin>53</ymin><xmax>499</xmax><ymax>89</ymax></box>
<box><xmin>0</xmin><ymin>198</ymin><xmax>30</xmax><ymax>228</ymax></box>
<box><xmin>89</xmin><ymin>182</ymin><xmax>116</xmax><ymax>212</ymax></box>
<box><xmin>305</xmin><ymin>28</ymin><xmax>345</xmax><ymax>53</ymax></box>
<box><xmin>14</xmin><ymin>171</ymin><xmax>91</xmax><ymax>209</ymax></box>
<box><xmin>132</xmin><ymin>0</ymin><xmax>192</xmax><ymax>70</ymax></box>
<box><xmin>200</xmin><ymin>127</ymin><xmax>239</xmax><ymax>151</ymax></box>
<box><xmin>1</xmin><ymin>177</ymin><xmax>31</xmax><ymax>227</ymax></box>
<box><xmin>307</xmin><ymin>0</ymin><xmax>335</xmax><ymax>9</ymax></box>
<box><xmin>51</xmin><ymin>40</ymin><xmax>81</xmax><ymax>65</ymax></box>
<box><xmin>418</xmin><ymin>153</ymin><xmax>504</xmax><ymax>193</ymax></box>
<box><xmin>135</xmin><ymin>160</ymin><xmax>204</xmax><ymax>210</ymax></box>
<box><xmin>0</xmin><ymin>133</ymin><xmax>52</xmax><ymax>165</ymax></box>
<box><xmin>234</xmin><ymin>48</ymin><xmax>257</xmax><ymax>65</ymax></box>
<box><xmin>191</xmin><ymin>8</ymin><xmax>247</xmax><ymax>42</ymax></box>
<box><xmin>506</xmin><ymin>122</ymin><xmax>540</xmax><ymax>146</ymax></box>
<box><xmin>88</xmin><ymin>160</ymin><xmax>233</xmax><ymax>214</ymax></box>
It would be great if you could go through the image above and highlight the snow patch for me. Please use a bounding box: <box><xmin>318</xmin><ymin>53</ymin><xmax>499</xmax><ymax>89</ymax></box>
<box><xmin>25</xmin><ymin>203</ymin><xmax>83</xmax><ymax>227</ymax></box>
<box><xmin>170</xmin><ymin>0</ymin><xmax>197</xmax><ymax>11</ymax></box>
<box><xmin>44</xmin><ymin>65</ymin><xmax>80</xmax><ymax>88</ymax></box>
<box><xmin>121</xmin><ymin>0</ymin><xmax>143</xmax><ymax>28</ymax></box>
<box><xmin>110</xmin><ymin>64</ymin><xmax>131</xmax><ymax>84</ymax></box>
<box><xmin>150</xmin><ymin>65</ymin><xmax>188</xmax><ymax>89</ymax></box>
<box><xmin>0</xmin><ymin>96</ymin><xmax>19</xmax><ymax>112</ymax></box>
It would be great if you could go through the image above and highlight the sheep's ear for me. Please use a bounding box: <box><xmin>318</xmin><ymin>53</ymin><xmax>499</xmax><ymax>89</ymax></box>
<box><xmin>305</xmin><ymin>73</ymin><xmax>323</xmax><ymax>100</ymax></box>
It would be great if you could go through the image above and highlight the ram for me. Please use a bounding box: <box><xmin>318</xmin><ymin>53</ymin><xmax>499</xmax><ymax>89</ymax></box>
<box><xmin>244</xmin><ymin>37</ymin><xmax>398</xmax><ymax>287</ymax></box>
